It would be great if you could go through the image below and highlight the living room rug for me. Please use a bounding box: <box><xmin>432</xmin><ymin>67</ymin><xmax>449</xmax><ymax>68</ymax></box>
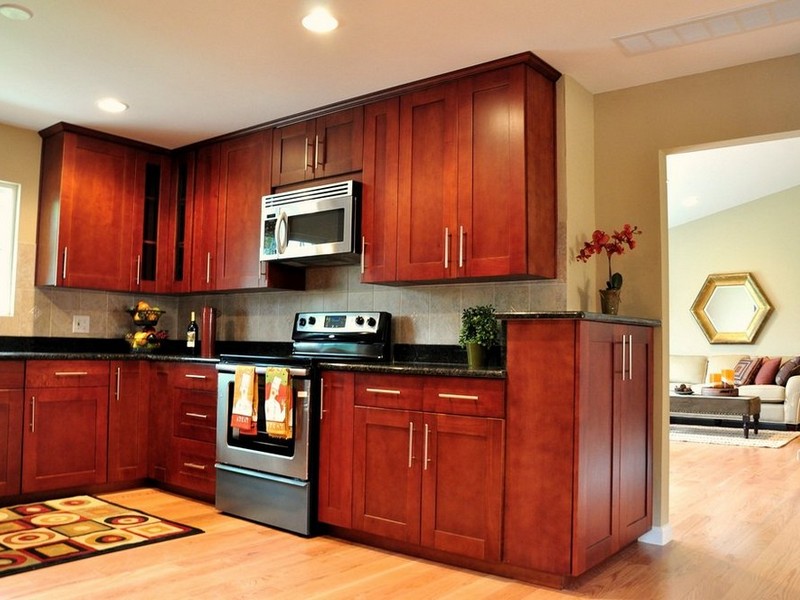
<box><xmin>670</xmin><ymin>424</ymin><xmax>800</xmax><ymax>448</ymax></box>
<box><xmin>0</xmin><ymin>495</ymin><xmax>202</xmax><ymax>578</ymax></box>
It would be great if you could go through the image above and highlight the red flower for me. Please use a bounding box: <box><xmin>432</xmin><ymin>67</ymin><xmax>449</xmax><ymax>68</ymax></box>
<box><xmin>576</xmin><ymin>224</ymin><xmax>641</xmax><ymax>289</ymax></box>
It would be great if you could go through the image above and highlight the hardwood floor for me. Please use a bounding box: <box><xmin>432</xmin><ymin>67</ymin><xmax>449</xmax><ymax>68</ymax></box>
<box><xmin>5</xmin><ymin>437</ymin><xmax>800</xmax><ymax>599</ymax></box>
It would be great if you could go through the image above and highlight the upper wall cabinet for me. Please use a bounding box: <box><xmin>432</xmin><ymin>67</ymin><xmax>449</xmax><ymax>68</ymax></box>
<box><xmin>364</xmin><ymin>60</ymin><xmax>557</xmax><ymax>284</ymax></box>
<box><xmin>271</xmin><ymin>107</ymin><xmax>364</xmax><ymax>187</ymax></box>
<box><xmin>189</xmin><ymin>130</ymin><xmax>305</xmax><ymax>292</ymax></box>
<box><xmin>36</xmin><ymin>124</ymin><xmax>171</xmax><ymax>292</ymax></box>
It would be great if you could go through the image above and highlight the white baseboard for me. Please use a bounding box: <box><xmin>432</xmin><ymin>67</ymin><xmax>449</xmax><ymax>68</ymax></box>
<box><xmin>638</xmin><ymin>524</ymin><xmax>673</xmax><ymax>546</ymax></box>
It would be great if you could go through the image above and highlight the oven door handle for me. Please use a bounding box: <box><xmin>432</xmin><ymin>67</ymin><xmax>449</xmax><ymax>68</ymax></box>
<box><xmin>216</xmin><ymin>365</ymin><xmax>310</xmax><ymax>377</ymax></box>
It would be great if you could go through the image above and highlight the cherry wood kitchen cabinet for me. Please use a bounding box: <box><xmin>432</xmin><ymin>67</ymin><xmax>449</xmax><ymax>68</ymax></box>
<box><xmin>190</xmin><ymin>130</ymin><xmax>304</xmax><ymax>292</ymax></box>
<box><xmin>0</xmin><ymin>362</ymin><xmax>24</xmax><ymax>497</ymax></box>
<box><xmin>318</xmin><ymin>370</ymin><xmax>355</xmax><ymax>528</ymax></box>
<box><xmin>166</xmin><ymin>150</ymin><xmax>195</xmax><ymax>293</ymax></box>
<box><xmin>392</xmin><ymin>61</ymin><xmax>556</xmax><ymax>284</ymax></box>
<box><xmin>166</xmin><ymin>362</ymin><xmax>218</xmax><ymax>499</ymax></box>
<box><xmin>360</xmin><ymin>98</ymin><xmax>400</xmax><ymax>283</ymax></box>
<box><xmin>351</xmin><ymin>373</ymin><xmax>504</xmax><ymax>561</ymax></box>
<box><xmin>271</xmin><ymin>107</ymin><xmax>364</xmax><ymax>187</ymax></box>
<box><xmin>503</xmin><ymin>317</ymin><xmax>654</xmax><ymax>579</ymax></box>
<box><xmin>36</xmin><ymin>124</ymin><xmax>173</xmax><ymax>293</ymax></box>
<box><xmin>22</xmin><ymin>360</ymin><xmax>109</xmax><ymax>493</ymax></box>
<box><xmin>107</xmin><ymin>361</ymin><xmax>149</xmax><ymax>483</ymax></box>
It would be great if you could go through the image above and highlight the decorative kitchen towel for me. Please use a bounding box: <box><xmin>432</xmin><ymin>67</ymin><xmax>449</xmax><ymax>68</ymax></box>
<box><xmin>265</xmin><ymin>367</ymin><xmax>292</xmax><ymax>439</ymax></box>
<box><xmin>230</xmin><ymin>365</ymin><xmax>258</xmax><ymax>435</ymax></box>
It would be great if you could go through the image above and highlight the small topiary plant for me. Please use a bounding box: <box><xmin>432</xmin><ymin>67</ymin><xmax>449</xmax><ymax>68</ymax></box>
<box><xmin>458</xmin><ymin>304</ymin><xmax>499</xmax><ymax>349</ymax></box>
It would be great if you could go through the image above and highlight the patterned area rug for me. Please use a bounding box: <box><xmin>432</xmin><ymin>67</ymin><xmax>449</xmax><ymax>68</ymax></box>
<box><xmin>670</xmin><ymin>424</ymin><xmax>800</xmax><ymax>448</ymax></box>
<box><xmin>0</xmin><ymin>495</ymin><xmax>202</xmax><ymax>578</ymax></box>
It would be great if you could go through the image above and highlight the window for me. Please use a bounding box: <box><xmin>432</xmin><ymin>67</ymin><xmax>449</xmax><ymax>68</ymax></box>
<box><xmin>0</xmin><ymin>180</ymin><xmax>20</xmax><ymax>316</ymax></box>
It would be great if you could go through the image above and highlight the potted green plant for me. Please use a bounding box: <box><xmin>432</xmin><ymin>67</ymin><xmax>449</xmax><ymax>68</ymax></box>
<box><xmin>459</xmin><ymin>304</ymin><xmax>499</xmax><ymax>369</ymax></box>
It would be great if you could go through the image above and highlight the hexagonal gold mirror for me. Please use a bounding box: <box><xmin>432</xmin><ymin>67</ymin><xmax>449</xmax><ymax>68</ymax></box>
<box><xmin>690</xmin><ymin>272</ymin><xmax>772</xmax><ymax>344</ymax></box>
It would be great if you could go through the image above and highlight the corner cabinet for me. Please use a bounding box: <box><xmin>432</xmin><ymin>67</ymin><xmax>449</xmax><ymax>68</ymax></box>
<box><xmin>374</xmin><ymin>61</ymin><xmax>556</xmax><ymax>284</ymax></box>
<box><xmin>108</xmin><ymin>361</ymin><xmax>149</xmax><ymax>483</ymax></box>
<box><xmin>190</xmin><ymin>130</ymin><xmax>305</xmax><ymax>292</ymax></box>
<box><xmin>36</xmin><ymin>124</ymin><xmax>172</xmax><ymax>292</ymax></box>
<box><xmin>503</xmin><ymin>317</ymin><xmax>654</xmax><ymax>579</ymax></box>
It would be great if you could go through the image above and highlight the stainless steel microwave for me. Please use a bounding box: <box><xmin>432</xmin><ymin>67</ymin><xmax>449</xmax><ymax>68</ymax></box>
<box><xmin>260</xmin><ymin>180</ymin><xmax>360</xmax><ymax>266</ymax></box>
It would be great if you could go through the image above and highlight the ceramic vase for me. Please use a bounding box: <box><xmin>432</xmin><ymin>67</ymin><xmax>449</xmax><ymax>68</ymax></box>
<box><xmin>599</xmin><ymin>288</ymin><xmax>621</xmax><ymax>315</ymax></box>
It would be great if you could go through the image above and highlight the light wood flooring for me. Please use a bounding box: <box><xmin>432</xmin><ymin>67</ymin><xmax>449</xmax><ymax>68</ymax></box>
<box><xmin>5</xmin><ymin>436</ymin><xmax>800</xmax><ymax>599</ymax></box>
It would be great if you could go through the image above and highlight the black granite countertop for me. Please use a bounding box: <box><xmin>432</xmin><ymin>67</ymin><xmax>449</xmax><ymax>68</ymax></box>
<box><xmin>496</xmin><ymin>311</ymin><xmax>661</xmax><ymax>328</ymax></box>
<box><xmin>319</xmin><ymin>360</ymin><xmax>505</xmax><ymax>379</ymax></box>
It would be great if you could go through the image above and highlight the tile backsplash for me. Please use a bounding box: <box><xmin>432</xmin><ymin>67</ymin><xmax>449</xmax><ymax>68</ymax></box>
<box><xmin>4</xmin><ymin>254</ymin><xmax>566</xmax><ymax>345</ymax></box>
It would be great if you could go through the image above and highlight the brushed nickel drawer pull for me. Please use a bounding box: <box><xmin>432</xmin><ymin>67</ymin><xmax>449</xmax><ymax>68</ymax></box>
<box><xmin>185</xmin><ymin>412</ymin><xmax>208</xmax><ymax>419</ymax></box>
<box><xmin>438</xmin><ymin>393</ymin><xmax>480</xmax><ymax>401</ymax></box>
<box><xmin>365</xmin><ymin>387</ymin><xmax>401</xmax><ymax>395</ymax></box>
<box><xmin>423</xmin><ymin>423</ymin><xmax>430</xmax><ymax>470</ymax></box>
<box><xmin>408</xmin><ymin>422</ymin><xmax>414</xmax><ymax>468</ymax></box>
<box><xmin>30</xmin><ymin>396</ymin><xmax>35</xmax><ymax>433</ymax></box>
<box><xmin>55</xmin><ymin>371</ymin><xmax>89</xmax><ymax>377</ymax></box>
<box><xmin>183</xmin><ymin>462</ymin><xmax>206</xmax><ymax>471</ymax></box>
<box><xmin>184</xmin><ymin>374</ymin><xmax>208</xmax><ymax>380</ymax></box>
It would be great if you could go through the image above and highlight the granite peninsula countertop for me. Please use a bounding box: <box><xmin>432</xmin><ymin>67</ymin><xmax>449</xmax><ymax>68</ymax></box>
<box><xmin>496</xmin><ymin>310</ymin><xmax>661</xmax><ymax>328</ymax></box>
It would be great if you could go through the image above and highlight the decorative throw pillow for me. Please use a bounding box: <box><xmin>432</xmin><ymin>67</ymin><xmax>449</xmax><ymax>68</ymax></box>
<box><xmin>775</xmin><ymin>356</ymin><xmax>800</xmax><ymax>386</ymax></box>
<box><xmin>733</xmin><ymin>357</ymin><xmax>762</xmax><ymax>386</ymax></box>
<box><xmin>755</xmin><ymin>357</ymin><xmax>782</xmax><ymax>385</ymax></box>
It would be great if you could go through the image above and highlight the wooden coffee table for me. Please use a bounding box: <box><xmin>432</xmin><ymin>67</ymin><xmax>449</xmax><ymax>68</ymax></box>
<box><xmin>669</xmin><ymin>393</ymin><xmax>761</xmax><ymax>438</ymax></box>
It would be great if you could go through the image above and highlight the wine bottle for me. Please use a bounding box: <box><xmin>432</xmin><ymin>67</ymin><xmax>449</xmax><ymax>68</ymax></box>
<box><xmin>186</xmin><ymin>311</ymin><xmax>199</xmax><ymax>355</ymax></box>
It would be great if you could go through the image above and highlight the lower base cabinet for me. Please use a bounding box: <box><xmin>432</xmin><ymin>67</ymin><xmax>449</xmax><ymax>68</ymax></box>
<box><xmin>0</xmin><ymin>362</ymin><xmax>24</xmax><ymax>497</ymax></box>
<box><xmin>321</xmin><ymin>371</ymin><xmax>505</xmax><ymax>563</ymax></box>
<box><xmin>108</xmin><ymin>361</ymin><xmax>149</xmax><ymax>482</ymax></box>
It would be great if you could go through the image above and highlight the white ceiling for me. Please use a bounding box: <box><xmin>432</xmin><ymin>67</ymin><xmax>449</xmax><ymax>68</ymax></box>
<box><xmin>1</xmin><ymin>0</ymin><xmax>800</xmax><ymax>149</ymax></box>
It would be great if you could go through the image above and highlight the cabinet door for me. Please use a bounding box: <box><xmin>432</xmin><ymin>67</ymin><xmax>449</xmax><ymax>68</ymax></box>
<box><xmin>57</xmin><ymin>133</ymin><xmax>137</xmax><ymax>291</ymax></box>
<box><xmin>165</xmin><ymin>150</ymin><xmax>195</xmax><ymax>294</ymax></box>
<box><xmin>616</xmin><ymin>325</ymin><xmax>653</xmax><ymax>547</ymax></box>
<box><xmin>352</xmin><ymin>406</ymin><xmax>422</xmax><ymax>543</ymax></box>
<box><xmin>272</xmin><ymin>120</ymin><xmax>316</xmax><ymax>186</ymax></box>
<box><xmin>421</xmin><ymin>413</ymin><xmax>504</xmax><ymax>561</ymax></box>
<box><xmin>189</xmin><ymin>143</ymin><xmax>221</xmax><ymax>291</ymax></box>
<box><xmin>215</xmin><ymin>130</ymin><xmax>272</xmax><ymax>290</ymax></box>
<box><xmin>22</xmin><ymin>386</ymin><xmax>108</xmax><ymax>492</ymax></box>
<box><xmin>396</xmin><ymin>82</ymin><xmax>458</xmax><ymax>282</ymax></box>
<box><xmin>457</xmin><ymin>66</ymin><xmax>528</xmax><ymax>278</ymax></box>
<box><xmin>108</xmin><ymin>361</ymin><xmax>149</xmax><ymax>482</ymax></box>
<box><xmin>0</xmin><ymin>362</ymin><xmax>23</xmax><ymax>497</ymax></box>
<box><xmin>361</xmin><ymin>98</ymin><xmax>399</xmax><ymax>283</ymax></box>
<box><xmin>131</xmin><ymin>151</ymin><xmax>173</xmax><ymax>293</ymax></box>
<box><xmin>149</xmin><ymin>363</ymin><xmax>171</xmax><ymax>482</ymax></box>
<box><xmin>318</xmin><ymin>371</ymin><xmax>355</xmax><ymax>527</ymax></box>
<box><xmin>315</xmin><ymin>107</ymin><xmax>363</xmax><ymax>180</ymax></box>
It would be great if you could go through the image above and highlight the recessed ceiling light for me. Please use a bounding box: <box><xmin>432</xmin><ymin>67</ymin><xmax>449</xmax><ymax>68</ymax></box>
<box><xmin>97</xmin><ymin>97</ymin><xmax>129</xmax><ymax>114</ymax></box>
<box><xmin>0</xmin><ymin>3</ymin><xmax>33</xmax><ymax>20</ymax></box>
<box><xmin>302</xmin><ymin>8</ymin><xmax>338</xmax><ymax>33</ymax></box>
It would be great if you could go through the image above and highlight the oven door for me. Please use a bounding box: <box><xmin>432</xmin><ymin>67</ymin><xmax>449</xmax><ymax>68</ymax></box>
<box><xmin>216</xmin><ymin>366</ymin><xmax>312</xmax><ymax>481</ymax></box>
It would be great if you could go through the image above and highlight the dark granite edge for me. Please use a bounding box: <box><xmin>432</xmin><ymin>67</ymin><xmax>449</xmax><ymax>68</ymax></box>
<box><xmin>319</xmin><ymin>361</ymin><xmax>506</xmax><ymax>379</ymax></box>
<box><xmin>496</xmin><ymin>311</ymin><xmax>661</xmax><ymax>327</ymax></box>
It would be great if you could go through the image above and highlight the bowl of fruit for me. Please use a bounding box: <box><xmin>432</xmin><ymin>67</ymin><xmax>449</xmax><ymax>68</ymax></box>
<box><xmin>125</xmin><ymin>328</ymin><xmax>169</xmax><ymax>353</ymax></box>
<box><xmin>126</xmin><ymin>300</ymin><xmax>165</xmax><ymax>327</ymax></box>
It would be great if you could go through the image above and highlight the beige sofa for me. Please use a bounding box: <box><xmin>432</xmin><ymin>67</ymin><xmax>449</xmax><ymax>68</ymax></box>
<box><xmin>670</xmin><ymin>354</ymin><xmax>800</xmax><ymax>428</ymax></box>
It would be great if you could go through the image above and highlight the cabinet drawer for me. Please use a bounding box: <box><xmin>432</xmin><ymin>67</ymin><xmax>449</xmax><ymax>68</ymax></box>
<box><xmin>0</xmin><ymin>361</ymin><xmax>24</xmax><ymax>389</ymax></box>
<box><xmin>25</xmin><ymin>360</ymin><xmax>109</xmax><ymax>388</ymax></box>
<box><xmin>355</xmin><ymin>373</ymin><xmax>423</xmax><ymax>410</ymax></box>
<box><xmin>173</xmin><ymin>393</ymin><xmax>217</xmax><ymax>442</ymax></box>
<box><xmin>168</xmin><ymin>438</ymin><xmax>216</xmax><ymax>497</ymax></box>
<box><xmin>170</xmin><ymin>363</ymin><xmax>217</xmax><ymax>391</ymax></box>
<box><xmin>423</xmin><ymin>377</ymin><xmax>505</xmax><ymax>417</ymax></box>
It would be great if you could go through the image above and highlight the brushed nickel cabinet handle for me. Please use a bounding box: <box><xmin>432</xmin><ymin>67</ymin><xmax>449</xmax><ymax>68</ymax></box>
<box><xmin>55</xmin><ymin>371</ymin><xmax>89</xmax><ymax>377</ymax></box>
<box><xmin>183</xmin><ymin>462</ymin><xmax>206</xmax><ymax>471</ymax></box>
<box><xmin>315</xmin><ymin>134</ymin><xmax>323</xmax><ymax>167</ymax></box>
<box><xmin>320</xmin><ymin>377</ymin><xmax>325</xmax><ymax>421</ymax></box>
<box><xmin>360</xmin><ymin>236</ymin><xmax>366</xmax><ymax>274</ymax></box>
<box><xmin>621</xmin><ymin>334</ymin><xmax>627</xmax><ymax>381</ymax></box>
<box><xmin>407</xmin><ymin>422</ymin><xmax>414</xmax><ymax>468</ymax></box>
<box><xmin>185</xmin><ymin>412</ymin><xmax>208</xmax><ymax>419</ymax></box>
<box><xmin>206</xmin><ymin>252</ymin><xmax>212</xmax><ymax>284</ymax></box>
<box><xmin>423</xmin><ymin>423</ymin><xmax>430</xmax><ymax>470</ymax></box>
<box><xmin>184</xmin><ymin>374</ymin><xmax>208</xmax><ymax>380</ymax></box>
<box><xmin>365</xmin><ymin>387</ymin><xmax>400</xmax><ymax>395</ymax></box>
<box><xmin>438</xmin><ymin>393</ymin><xmax>480</xmax><ymax>401</ymax></box>
<box><xmin>443</xmin><ymin>227</ymin><xmax>450</xmax><ymax>269</ymax></box>
<box><xmin>115</xmin><ymin>367</ymin><xmax>121</xmax><ymax>401</ymax></box>
<box><xmin>136</xmin><ymin>254</ymin><xmax>141</xmax><ymax>285</ymax></box>
<box><xmin>458</xmin><ymin>225</ymin><xmax>464</xmax><ymax>268</ymax></box>
<box><xmin>30</xmin><ymin>396</ymin><xmax>35</xmax><ymax>433</ymax></box>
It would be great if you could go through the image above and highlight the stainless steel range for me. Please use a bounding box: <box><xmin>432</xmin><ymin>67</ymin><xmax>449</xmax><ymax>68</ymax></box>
<box><xmin>215</xmin><ymin>311</ymin><xmax>391</xmax><ymax>535</ymax></box>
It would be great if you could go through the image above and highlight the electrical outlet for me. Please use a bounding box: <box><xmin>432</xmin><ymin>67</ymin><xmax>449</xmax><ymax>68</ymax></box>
<box><xmin>72</xmin><ymin>315</ymin><xmax>90</xmax><ymax>333</ymax></box>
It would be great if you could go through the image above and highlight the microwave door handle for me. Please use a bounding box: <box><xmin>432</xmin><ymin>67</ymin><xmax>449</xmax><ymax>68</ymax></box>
<box><xmin>276</xmin><ymin>211</ymin><xmax>289</xmax><ymax>255</ymax></box>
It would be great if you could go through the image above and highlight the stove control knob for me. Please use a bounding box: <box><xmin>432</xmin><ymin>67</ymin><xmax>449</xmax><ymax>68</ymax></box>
<box><xmin>367</xmin><ymin>317</ymin><xmax>377</xmax><ymax>327</ymax></box>
<box><xmin>308</xmin><ymin>316</ymin><xmax>316</xmax><ymax>325</ymax></box>
<box><xmin>355</xmin><ymin>315</ymin><xmax>365</xmax><ymax>325</ymax></box>
<box><xmin>298</xmin><ymin>317</ymin><xmax>307</xmax><ymax>327</ymax></box>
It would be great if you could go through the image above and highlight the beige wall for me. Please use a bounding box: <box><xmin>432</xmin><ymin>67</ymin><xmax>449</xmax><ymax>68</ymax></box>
<box><xmin>670</xmin><ymin>185</ymin><xmax>800</xmax><ymax>356</ymax></box>
<box><xmin>595</xmin><ymin>53</ymin><xmax>800</xmax><ymax>534</ymax></box>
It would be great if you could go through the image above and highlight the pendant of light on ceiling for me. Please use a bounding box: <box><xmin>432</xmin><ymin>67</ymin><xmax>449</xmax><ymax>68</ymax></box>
<box><xmin>302</xmin><ymin>7</ymin><xmax>338</xmax><ymax>33</ymax></box>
